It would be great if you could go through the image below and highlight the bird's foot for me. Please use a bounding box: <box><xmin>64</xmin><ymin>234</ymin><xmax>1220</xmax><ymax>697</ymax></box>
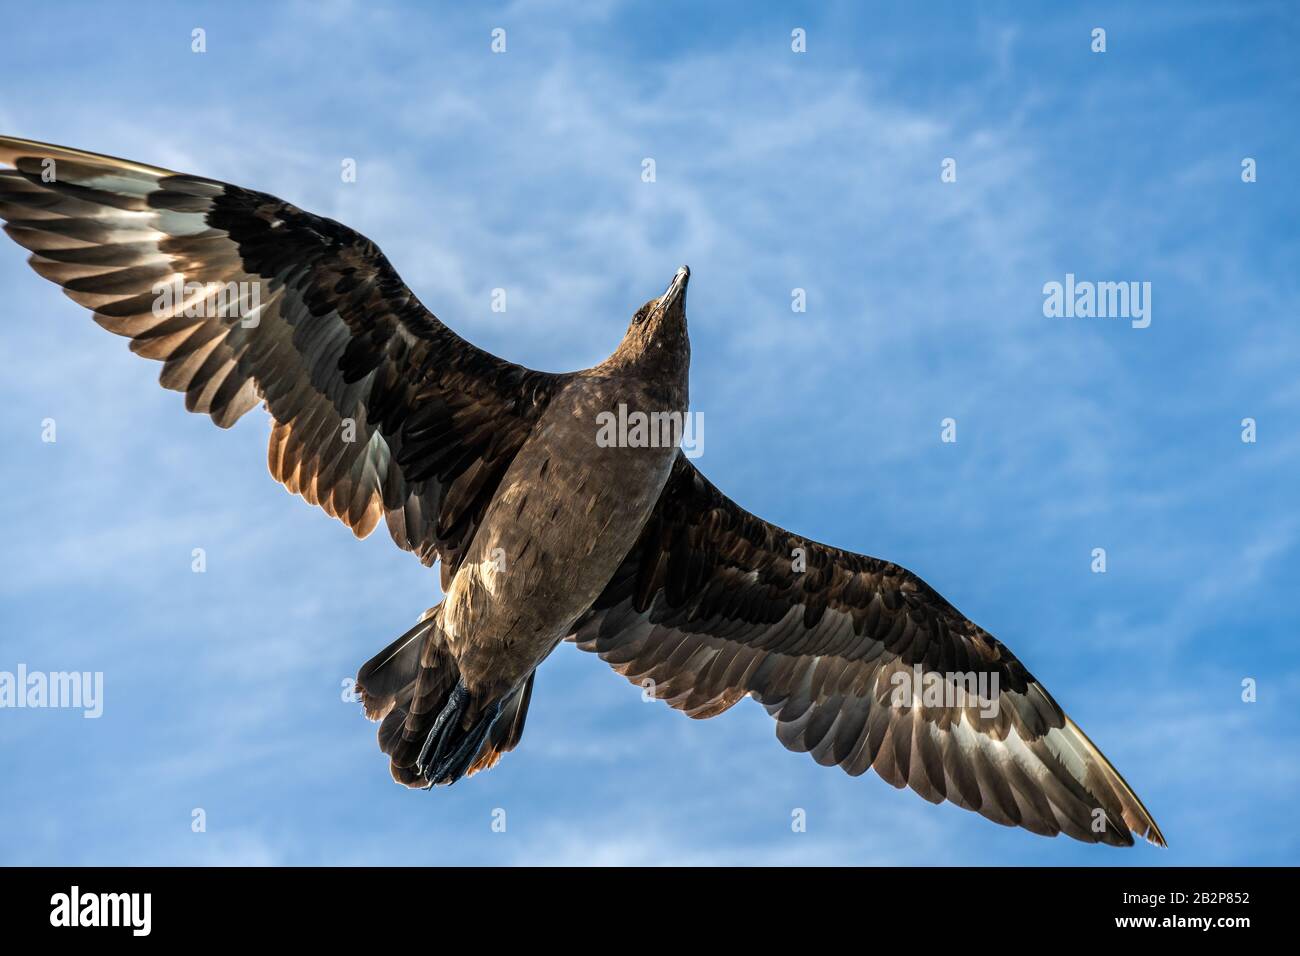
<box><xmin>415</xmin><ymin>681</ymin><xmax>503</xmax><ymax>787</ymax></box>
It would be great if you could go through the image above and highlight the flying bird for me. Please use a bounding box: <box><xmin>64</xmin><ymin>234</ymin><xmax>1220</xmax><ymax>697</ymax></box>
<box><xmin>0</xmin><ymin>136</ymin><xmax>1165</xmax><ymax>847</ymax></box>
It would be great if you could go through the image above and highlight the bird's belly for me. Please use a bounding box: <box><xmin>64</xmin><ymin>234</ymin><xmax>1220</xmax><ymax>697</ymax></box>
<box><xmin>442</xmin><ymin>379</ymin><xmax>682</xmax><ymax>694</ymax></box>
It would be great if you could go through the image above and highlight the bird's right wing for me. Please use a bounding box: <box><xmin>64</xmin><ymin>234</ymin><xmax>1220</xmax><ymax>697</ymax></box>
<box><xmin>0</xmin><ymin>136</ymin><xmax>570</xmax><ymax>582</ymax></box>
<box><xmin>574</xmin><ymin>456</ymin><xmax>1165</xmax><ymax>847</ymax></box>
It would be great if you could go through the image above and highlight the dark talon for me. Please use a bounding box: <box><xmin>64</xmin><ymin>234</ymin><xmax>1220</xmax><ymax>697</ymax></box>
<box><xmin>416</xmin><ymin>684</ymin><xmax>468</xmax><ymax>778</ymax></box>
<box><xmin>415</xmin><ymin>682</ymin><xmax>504</xmax><ymax>786</ymax></box>
<box><xmin>430</xmin><ymin>705</ymin><xmax>502</xmax><ymax>785</ymax></box>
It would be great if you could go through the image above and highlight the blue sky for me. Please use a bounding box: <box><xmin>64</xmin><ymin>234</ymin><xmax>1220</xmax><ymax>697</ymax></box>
<box><xmin>0</xmin><ymin>0</ymin><xmax>1296</xmax><ymax>865</ymax></box>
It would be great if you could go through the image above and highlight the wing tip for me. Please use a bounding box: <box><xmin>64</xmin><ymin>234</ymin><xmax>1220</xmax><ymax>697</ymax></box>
<box><xmin>1140</xmin><ymin>819</ymin><xmax>1169</xmax><ymax>849</ymax></box>
<box><xmin>1061</xmin><ymin>715</ymin><xmax>1167</xmax><ymax>849</ymax></box>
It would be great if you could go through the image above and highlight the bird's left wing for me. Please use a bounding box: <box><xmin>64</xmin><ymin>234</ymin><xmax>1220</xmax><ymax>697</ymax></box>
<box><xmin>573</xmin><ymin>455</ymin><xmax>1165</xmax><ymax>847</ymax></box>
<box><xmin>0</xmin><ymin>137</ymin><xmax>569</xmax><ymax>582</ymax></box>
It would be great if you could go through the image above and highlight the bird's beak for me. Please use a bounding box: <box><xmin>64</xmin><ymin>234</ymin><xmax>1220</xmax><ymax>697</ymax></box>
<box><xmin>660</xmin><ymin>265</ymin><xmax>689</xmax><ymax>312</ymax></box>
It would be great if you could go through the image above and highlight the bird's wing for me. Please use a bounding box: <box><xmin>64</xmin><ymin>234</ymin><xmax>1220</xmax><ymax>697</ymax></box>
<box><xmin>573</xmin><ymin>455</ymin><xmax>1166</xmax><ymax>847</ymax></box>
<box><xmin>0</xmin><ymin>137</ymin><xmax>569</xmax><ymax>581</ymax></box>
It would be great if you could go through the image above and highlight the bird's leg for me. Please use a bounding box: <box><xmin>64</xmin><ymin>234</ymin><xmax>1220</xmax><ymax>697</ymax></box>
<box><xmin>415</xmin><ymin>681</ymin><xmax>504</xmax><ymax>787</ymax></box>
<box><xmin>414</xmin><ymin>684</ymin><xmax>465</xmax><ymax>787</ymax></box>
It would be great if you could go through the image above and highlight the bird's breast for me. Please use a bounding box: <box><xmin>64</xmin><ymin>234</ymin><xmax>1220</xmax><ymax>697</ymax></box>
<box><xmin>442</xmin><ymin>374</ymin><xmax>684</xmax><ymax>693</ymax></box>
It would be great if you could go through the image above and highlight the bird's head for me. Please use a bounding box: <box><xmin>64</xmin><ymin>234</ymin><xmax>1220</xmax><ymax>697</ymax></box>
<box><xmin>617</xmin><ymin>265</ymin><xmax>690</xmax><ymax>367</ymax></box>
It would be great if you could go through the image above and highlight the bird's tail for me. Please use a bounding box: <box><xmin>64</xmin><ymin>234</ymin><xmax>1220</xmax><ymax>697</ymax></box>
<box><xmin>354</xmin><ymin>603</ymin><xmax>534</xmax><ymax>787</ymax></box>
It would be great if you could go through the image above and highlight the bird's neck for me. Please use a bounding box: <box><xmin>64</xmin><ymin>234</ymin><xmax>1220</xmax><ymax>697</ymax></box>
<box><xmin>600</xmin><ymin>324</ymin><xmax>690</xmax><ymax>409</ymax></box>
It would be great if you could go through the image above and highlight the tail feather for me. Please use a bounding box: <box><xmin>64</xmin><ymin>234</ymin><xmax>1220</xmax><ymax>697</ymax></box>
<box><xmin>354</xmin><ymin>606</ymin><xmax>436</xmax><ymax>720</ymax></box>
<box><xmin>468</xmin><ymin>671</ymin><xmax>535</xmax><ymax>776</ymax></box>
<box><xmin>357</xmin><ymin>604</ymin><xmax>535</xmax><ymax>788</ymax></box>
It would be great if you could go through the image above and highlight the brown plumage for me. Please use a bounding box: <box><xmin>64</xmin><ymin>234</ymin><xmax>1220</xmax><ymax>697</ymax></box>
<box><xmin>0</xmin><ymin>136</ymin><xmax>1164</xmax><ymax>848</ymax></box>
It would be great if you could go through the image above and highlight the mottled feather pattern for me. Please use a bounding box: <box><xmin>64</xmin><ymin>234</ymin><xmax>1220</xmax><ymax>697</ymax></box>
<box><xmin>0</xmin><ymin>137</ymin><xmax>567</xmax><ymax>578</ymax></box>
<box><xmin>574</xmin><ymin>456</ymin><xmax>1166</xmax><ymax>847</ymax></box>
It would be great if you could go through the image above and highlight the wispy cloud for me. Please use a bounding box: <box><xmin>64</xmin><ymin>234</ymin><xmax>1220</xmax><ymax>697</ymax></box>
<box><xmin>0</xmin><ymin>0</ymin><xmax>1295</xmax><ymax>866</ymax></box>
